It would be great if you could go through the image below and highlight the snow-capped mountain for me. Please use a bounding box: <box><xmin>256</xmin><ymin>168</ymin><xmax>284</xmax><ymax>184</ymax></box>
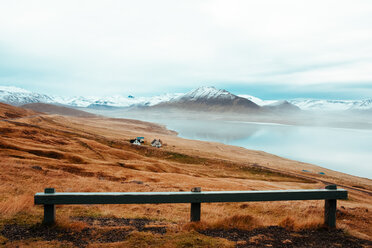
<box><xmin>52</xmin><ymin>96</ymin><xmax>101</xmax><ymax>108</ymax></box>
<box><xmin>53</xmin><ymin>94</ymin><xmax>183</xmax><ymax>108</ymax></box>
<box><xmin>287</xmin><ymin>99</ymin><xmax>372</xmax><ymax>111</ymax></box>
<box><xmin>0</xmin><ymin>86</ymin><xmax>182</xmax><ymax>108</ymax></box>
<box><xmin>156</xmin><ymin>86</ymin><xmax>260</xmax><ymax>112</ymax></box>
<box><xmin>262</xmin><ymin>100</ymin><xmax>301</xmax><ymax>112</ymax></box>
<box><xmin>238</xmin><ymin>94</ymin><xmax>276</xmax><ymax>106</ymax></box>
<box><xmin>85</xmin><ymin>93</ymin><xmax>182</xmax><ymax>108</ymax></box>
<box><xmin>355</xmin><ymin>99</ymin><xmax>372</xmax><ymax>109</ymax></box>
<box><xmin>0</xmin><ymin>86</ymin><xmax>54</xmax><ymax>105</ymax></box>
<box><xmin>176</xmin><ymin>86</ymin><xmax>236</xmax><ymax>101</ymax></box>
<box><xmin>237</xmin><ymin>94</ymin><xmax>372</xmax><ymax>111</ymax></box>
<box><xmin>1</xmin><ymin>85</ymin><xmax>371</xmax><ymax>112</ymax></box>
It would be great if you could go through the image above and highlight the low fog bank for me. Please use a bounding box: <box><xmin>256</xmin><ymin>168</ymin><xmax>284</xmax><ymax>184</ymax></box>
<box><xmin>79</xmin><ymin>106</ymin><xmax>372</xmax><ymax>131</ymax></box>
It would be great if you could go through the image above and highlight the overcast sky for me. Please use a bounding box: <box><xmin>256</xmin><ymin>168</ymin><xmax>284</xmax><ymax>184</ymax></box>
<box><xmin>0</xmin><ymin>0</ymin><xmax>371</xmax><ymax>99</ymax></box>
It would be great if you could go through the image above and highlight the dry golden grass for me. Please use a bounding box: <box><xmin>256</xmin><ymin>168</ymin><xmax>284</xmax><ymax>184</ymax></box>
<box><xmin>0</xmin><ymin>104</ymin><xmax>371</xmax><ymax>247</ymax></box>
<box><xmin>0</xmin><ymin>102</ymin><xmax>37</xmax><ymax>119</ymax></box>
<box><xmin>184</xmin><ymin>214</ymin><xmax>263</xmax><ymax>231</ymax></box>
<box><xmin>0</xmin><ymin>194</ymin><xmax>34</xmax><ymax>217</ymax></box>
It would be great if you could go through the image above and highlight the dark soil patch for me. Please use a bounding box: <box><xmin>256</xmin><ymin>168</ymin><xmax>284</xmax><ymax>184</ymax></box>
<box><xmin>72</xmin><ymin>216</ymin><xmax>167</xmax><ymax>234</ymax></box>
<box><xmin>199</xmin><ymin>226</ymin><xmax>372</xmax><ymax>248</ymax></box>
<box><xmin>9</xmin><ymin>154</ymin><xmax>26</xmax><ymax>159</ymax></box>
<box><xmin>1</xmin><ymin>223</ymin><xmax>92</xmax><ymax>247</ymax></box>
<box><xmin>31</xmin><ymin>165</ymin><xmax>43</xmax><ymax>170</ymax></box>
<box><xmin>1</xmin><ymin>217</ymin><xmax>166</xmax><ymax>247</ymax></box>
<box><xmin>27</xmin><ymin>149</ymin><xmax>65</xmax><ymax>159</ymax></box>
<box><xmin>4</xmin><ymin>112</ymin><xmax>22</xmax><ymax>119</ymax></box>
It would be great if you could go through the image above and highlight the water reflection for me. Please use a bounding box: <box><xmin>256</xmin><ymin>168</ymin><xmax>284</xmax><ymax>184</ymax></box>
<box><xmin>160</xmin><ymin>119</ymin><xmax>261</xmax><ymax>142</ymax></box>
<box><xmin>88</xmin><ymin>109</ymin><xmax>372</xmax><ymax>179</ymax></box>
<box><xmin>161</xmin><ymin>119</ymin><xmax>372</xmax><ymax>179</ymax></box>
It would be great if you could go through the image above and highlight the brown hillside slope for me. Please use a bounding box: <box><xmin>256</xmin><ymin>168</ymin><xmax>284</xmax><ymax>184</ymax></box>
<box><xmin>22</xmin><ymin>103</ymin><xmax>97</xmax><ymax>117</ymax></box>
<box><xmin>0</xmin><ymin>102</ymin><xmax>37</xmax><ymax>119</ymax></box>
<box><xmin>0</xmin><ymin>104</ymin><xmax>371</xmax><ymax>247</ymax></box>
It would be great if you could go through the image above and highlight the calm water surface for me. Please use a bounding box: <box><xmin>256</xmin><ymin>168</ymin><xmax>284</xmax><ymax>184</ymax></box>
<box><xmin>92</xmin><ymin>109</ymin><xmax>372</xmax><ymax>179</ymax></box>
<box><xmin>149</xmin><ymin>118</ymin><xmax>372</xmax><ymax>179</ymax></box>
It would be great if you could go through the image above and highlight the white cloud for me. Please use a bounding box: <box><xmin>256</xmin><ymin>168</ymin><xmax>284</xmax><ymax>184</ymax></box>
<box><xmin>0</xmin><ymin>0</ymin><xmax>371</xmax><ymax>96</ymax></box>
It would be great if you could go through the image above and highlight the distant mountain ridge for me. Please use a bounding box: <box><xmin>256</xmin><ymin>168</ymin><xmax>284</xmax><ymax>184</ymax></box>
<box><xmin>1</xmin><ymin>85</ymin><xmax>371</xmax><ymax>112</ymax></box>
<box><xmin>288</xmin><ymin>99</ymin><xmax>372</xmax><ymax>111</ymax></box>
<box><xmin>0</xmin><ymin>86</ymin><xmax>182</xmax><ymax>108</ymax></box>
<box><xmin>0</xmin><ymin>86</ymin><xmax>54</xmax><ymax>106</ymax></box>
<box><xmin>153</xmin><ymin>86</ymin><xmax>261</xmax><ymax>112</ymax></box>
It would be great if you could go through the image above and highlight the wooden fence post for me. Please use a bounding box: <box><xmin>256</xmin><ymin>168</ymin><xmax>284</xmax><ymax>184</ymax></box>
<box><xmin>324</xmin><ymin>185</ymin><xmax>337</xmax><ymax>228</ymax></box>
<box><xmin>43</xmin><ymin>188</ymin><xmax>56</xmax><ymax>225</ymax></box>
<box><xmin>190</xmin><ymin>187</ymin><xmax>201</xmax><ymax>222</ymax></box>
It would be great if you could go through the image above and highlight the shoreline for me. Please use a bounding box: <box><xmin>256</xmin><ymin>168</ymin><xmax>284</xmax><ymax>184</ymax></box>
<box><xmin>138</xmin><ymin>117</ymin><xmax>372</xmax><ymax>180</ymax></box>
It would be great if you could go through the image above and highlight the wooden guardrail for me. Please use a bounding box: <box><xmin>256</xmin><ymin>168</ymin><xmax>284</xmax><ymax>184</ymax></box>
<box><xmin>34</xmin><ymin>185</ymin><xmax>347</xmax><ymax>227</ymax></box>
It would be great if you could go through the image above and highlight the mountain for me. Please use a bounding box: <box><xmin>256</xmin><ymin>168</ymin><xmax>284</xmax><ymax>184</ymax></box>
<box><xmin>350</xmin><ymin>99</ymin><xmax>372</xmax><ymax>110</ymax></box>
<box><xmin>52</xmin><ymin>96</ymin><xmax>101</xmax><ymax>108</ymax></box>
<box><xmin>238</xmin><ymin>95</ymin><xmax>299</xmax><ymax>112</ymax></box>
<box><xmin>53</xmin><ymin>94</ymin><xmax>183</xmax><ymax>108</ymax></box>
<box><xmin>1</xmin><ymin>85</ymin><xmax>371</xmax><ymax>112</ymax></box>
<box><xmin>262</xmin><ymin>100</ymin><xmax>301</xmax><ymax>112</ymax></box>
<box><xmin>153</xmin><ymin>86</ymin><xmax>261</xmax><ymax>112</ymax></box>
<box><xmin>238</xmin><ymin>94</ymin><xmax>269</xmax><ymax>106</ymax></box>
<box><xmin>238</xmin><ymin>94</ymin><xmax>372</xmax><ymax>112</ymax></box>
<box><xmin>21</xmin><ymin>103</ymin><xmax>97</xmax><ymax>117</ymax></box>
<box><xmin>86</xmin><ymin>93</ymin><xmax>183</xmax><ymax>109</ymax></box>
<box><xmin>0</xmin><ymin>86</ymin><xmax>182</xmax><ymax>108</ymax></box>
<box><xmin>288</xmin><ymin>99</ymin><xmax>372</xmax><ymax>111</ymax></box>
<box><xmin>0</xmin><ymin>86</ymin><xmax>54</xmax><ymax>106</ymax></box>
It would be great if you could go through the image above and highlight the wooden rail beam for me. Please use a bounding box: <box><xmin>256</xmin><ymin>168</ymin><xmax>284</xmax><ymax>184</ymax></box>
<box><xmin>35</xmin><ymin>186</ymin><xmax>347</xmax><ymax>227</ymax></box>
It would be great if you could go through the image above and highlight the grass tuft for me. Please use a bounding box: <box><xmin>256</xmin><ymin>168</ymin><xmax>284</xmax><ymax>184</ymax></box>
<box><xmin>184</xmin><ymin>214</ymin><xmax>262</xmax><ymax>231</ymax></box>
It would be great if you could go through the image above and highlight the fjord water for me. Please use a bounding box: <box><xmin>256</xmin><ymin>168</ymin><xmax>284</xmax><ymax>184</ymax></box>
<box><xmin>147</xmin><ymin>118</ymin><xmax>372</xmax><ymax>179</ymax></box>
<box><xmin>88</xmin><ymin>109</ymin><xmax>372</xmax><ymax>179</ymax></box>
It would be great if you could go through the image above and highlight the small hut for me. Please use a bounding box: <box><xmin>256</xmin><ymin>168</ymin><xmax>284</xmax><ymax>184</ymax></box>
<box><xmin>151</xmin><ymin>139</ymin><xmax>162</xmax><ymax>148</ymax></box>
<box><xmin>130</xmin><ymin>137</ymin><xmax>144</xmax><ymax>145</ymax></box>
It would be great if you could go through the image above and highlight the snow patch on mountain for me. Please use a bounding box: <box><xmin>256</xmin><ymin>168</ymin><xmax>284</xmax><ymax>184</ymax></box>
<box><xmin>238</xmin><ymin>93</ymin><xmax>372</xmax><ymax>111</ymax></box>
<box><xmin>1</xmin><ymin>85</ymin><xmax>371</xmax><ymax>111</ymax></box>
<box><xmin>52</xmin><ymin>96</ymin><xmax>100</xmax><ymax>107</ymax></box>
<box><xmin>54</xmin><ymin>93</ymin><xmax>183</xmax><ymax>108</ymax></box>
<box><xmin>287</xmin><ymin>99</ymin><xmax>372</xmax><ymax>111</ymax></box>
<box><xmin>0</xmin><ymin>86</ymin><xmax>54</xmax><ymax>105</ymax></box>
<box><xmin>238</xmin><ymin>95</ymin><xmax>278</xmax><ymax>106</ymax></box>
<box><xmin>0</xmin><ymin>85</ymin><xmax>183</xmax><ymax>107</ymax></box>
<box><xmin>176</xmin><ymin>86</ymin><xmax>236</xmax><ymax>101</ymax></box>
<box><xmin>351</xmin><ymin>99</ymin><xmax>372</xmax><ymax>110</ymax></box>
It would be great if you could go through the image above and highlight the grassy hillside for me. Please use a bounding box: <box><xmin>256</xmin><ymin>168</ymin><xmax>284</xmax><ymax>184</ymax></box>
<box><xmin>22</xmin><ymin>103</ymin><xmax>97</xmax><ymax>117</ymax></box>
<box><xmin>0</xmin><ymin>102</ymin><xmax>37</xmax><ymax>119</ymax></box>
<box><xmin>0</xmin><ymin>103</ymin><xmax>371</xmax><ymax>247</ymax></box>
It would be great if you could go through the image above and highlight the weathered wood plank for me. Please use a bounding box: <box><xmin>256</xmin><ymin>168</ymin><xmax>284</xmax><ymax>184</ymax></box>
<box><xmin>35</xmin><ymin>189</ymin><xmax>347</xmax><ymax>205</ymax></box>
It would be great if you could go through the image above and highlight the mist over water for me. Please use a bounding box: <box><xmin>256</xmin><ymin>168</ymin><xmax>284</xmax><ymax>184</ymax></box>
<box><xmin>158</xmin><ymin>119</ymin><xmax>372</xmax><ymax>179</ymax></box>
<box><xmin>87</xmin><ymin>109</ymin><xmax>372</xmax><ymax>179</ymax></box>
